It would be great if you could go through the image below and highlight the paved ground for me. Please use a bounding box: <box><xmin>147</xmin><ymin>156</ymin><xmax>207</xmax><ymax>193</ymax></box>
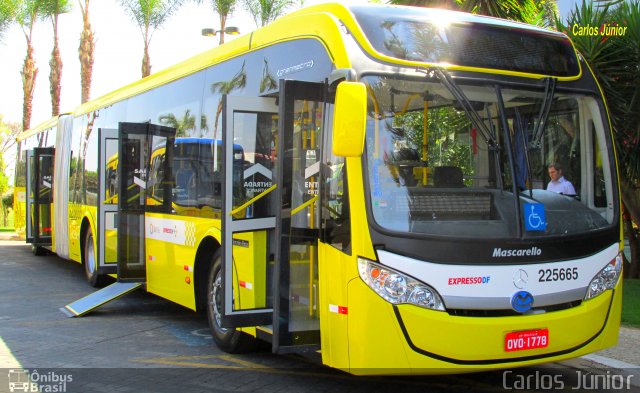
<box><xmin>0</xmin><ymin>237</ymin><xmax>638</xmax><ymax>393</ymax></box>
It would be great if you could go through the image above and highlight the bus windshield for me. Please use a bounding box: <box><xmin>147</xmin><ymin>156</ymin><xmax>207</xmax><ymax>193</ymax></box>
<box><xmin>363</xmin><ymin>74</ymin><xmax>615</xmax><ymax>239</ymax></box>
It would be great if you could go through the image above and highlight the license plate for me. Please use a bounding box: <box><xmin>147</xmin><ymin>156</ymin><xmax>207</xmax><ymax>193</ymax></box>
<box><xmin>505</xmin><ymin>329</ymin><xmax>549</xmax><ymax>352</ymax></box>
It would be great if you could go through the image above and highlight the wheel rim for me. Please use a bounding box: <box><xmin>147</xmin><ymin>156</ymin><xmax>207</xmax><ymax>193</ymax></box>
<box><xmin>211</xmin><ymin>269</ymin><xmax>228</xmax><ymax>333</ymax></box>
<box><xmin>86</xmin><ymin>233</ymin><xmax>96</xmax><ymax>274</ymax></box>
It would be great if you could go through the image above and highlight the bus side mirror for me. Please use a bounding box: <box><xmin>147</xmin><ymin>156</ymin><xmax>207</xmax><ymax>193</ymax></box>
<box><xmin>332</xmin><ymin>82</ymin><xmax>367</xmax><ymax>157</ymax></box>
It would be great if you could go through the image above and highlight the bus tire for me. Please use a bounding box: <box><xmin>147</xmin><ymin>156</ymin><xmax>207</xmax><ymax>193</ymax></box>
<box><xmin>32</xmin><ymin>245</ymin><xmax>47</xmax><ymax>256</ymax></box>
<box><xmin>83</xmin><ymin>228</ymin><xmax>106</xmax><ymax>287</ymax></box>
<box><xmin>206</xmin><ymin>250</ymin><xmax>258</xmax><ymax>353</ymax></box>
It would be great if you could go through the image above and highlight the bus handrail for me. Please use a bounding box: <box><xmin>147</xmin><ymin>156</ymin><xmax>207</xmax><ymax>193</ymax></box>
<box><xmin>230</xmin><ymin>184</ymin><xmax>277</xmax><ymax>216</ymax></box>
<box><xmin>291</xmin><ymin>195</ymin><xmax>318</xmax><ymax>216</ymax></box>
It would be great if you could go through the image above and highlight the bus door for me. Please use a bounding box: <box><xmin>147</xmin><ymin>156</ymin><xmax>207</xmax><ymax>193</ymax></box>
<box><xmin>117</xmin><ymin>122</ymin><xmax>175</xmax><ymax>282</ymax></box>
<box><xmin>221</xmin><ymin>95</ymin><xmax>278</xmax><ymax>328</ymax></box>
<box><xmin>25</xmin><ymin>147</ymin><xmax>55</xmax><ymax>246</ymax></box>
<box><xmin>98</xmin><ymin>128</ymin><xmax>119</xmax><ymax>273</ymax></box>
<box><xmin>273</xmin><ymin>80</ymin><xmax>325</xmax><ymax>353</ymax></box>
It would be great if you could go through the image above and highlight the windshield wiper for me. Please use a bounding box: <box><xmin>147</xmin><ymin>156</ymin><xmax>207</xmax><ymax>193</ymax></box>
<box><xmin>495</xmin><ymin>85</ymin><xmax>523</xmax><ymax>238</ymax></box>
<box><xmin>425</xmin><ymin>68</ymin><xmax>499</xmax><ymax>151</ymax></box>
<box><xmin>422</xmin><ymin>67</ymin><xmax>503</xmax><ymax>188</ymax></box>
<box><xmin>514</xmin><ymin>109</ymin><xmax>534</xmax><ymax>197</ymax></box>
<box><xmin>530</xmin><ymin>77</ymin><xmax>557</xmax><ymax>150</ymax></box>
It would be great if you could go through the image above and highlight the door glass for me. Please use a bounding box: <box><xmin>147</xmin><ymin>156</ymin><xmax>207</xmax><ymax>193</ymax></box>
<box><xmin>283</xmin><ymin>98</ymin><xmax>322</xmax><ymax>337</ymax></box>
<box><xmin>37</xmin><ymin>154</ymin><xmax>54</xmax><ymax>238</ymax></box>
<box><xmin>104</xmin><ymin>138</ymin><xmax>119</xmax><ymax>263</ymax></box>
<box><xmin>230</xmin><ymin>111</ymin><xmax>278</xmax><ymax>311</ymax></box>
<box><xmin>118</xmin><ymin>132</ymin><xmax>148</xmax><ymax>281</ymax></box>
<box><xmin>27</xmin><ymin>152</ymin><xmax>35</xmax><ymax>241</ymax></box>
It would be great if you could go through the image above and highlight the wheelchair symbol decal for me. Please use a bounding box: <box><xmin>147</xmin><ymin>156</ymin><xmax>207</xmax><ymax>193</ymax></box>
<box><xmin>524</xmin><ymin>203</ymin><xmax>546</xmax><ymax>231</ymax></box>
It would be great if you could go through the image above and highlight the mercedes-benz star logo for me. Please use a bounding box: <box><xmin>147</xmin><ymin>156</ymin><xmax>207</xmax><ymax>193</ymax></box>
<box><xmin>513</xmin><ymin>269</ymin><xmax>528</xmax><ymax>289</ymax></box>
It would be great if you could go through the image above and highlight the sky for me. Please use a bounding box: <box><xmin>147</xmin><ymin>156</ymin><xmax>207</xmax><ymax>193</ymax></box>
<box><xmin>0</xmin><ymin>0</ymin><xmax>578</xmax><ymax>179</ymax></box>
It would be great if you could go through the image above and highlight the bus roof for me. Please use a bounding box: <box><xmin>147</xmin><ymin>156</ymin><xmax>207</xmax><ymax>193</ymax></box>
<box><xmin>17</xmin><ymin>117</ymin><xmax>58</xmax><ymax>142</ymax></box>
<box><xmin>67</xmin><ymin>3</ymin><xmax>579</xmax><ymax>119</ymax></box>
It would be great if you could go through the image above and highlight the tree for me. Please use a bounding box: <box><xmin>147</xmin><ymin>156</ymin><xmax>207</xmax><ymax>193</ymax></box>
<box><xmin>210</xmin><ymin>61</ymin><xmax>246</xmax><ymax>137</ymax></box>
<box><xmin>0</xmin><ymin>115</ymin><xmax>20</xmax><ymax>229</ymax></box>
<box><xmin>119</xmin><ymin>0</ymin><xmax>187</xmax><ymax>78</ymax></box>
<box><xmin>244</xmin><ymin>0</ymin><xmax>293</xmax><ymax>28</ymax></box>
<box><xmin>2</xmin><ymin>193</ymin><xmax>13</xmax><ymax>228</ymax></box>
<box><xmin>43</xmin><ymin>0</ymin><xmax>72</xmax><ymax>116</ymax></box>
<box><xmin>78</xmin><ymin>0</ymin><xmax>95</xmax><ymax>103</ymax></box>
<box><xmin>159</xmin><ymin>110</ymin><xmax>196</xmax><ymax>137</ymax></box>
<box><xmin>387</xmin><ymin>0</ymin><xmax>557</xmax><ymax>26</ymax></box>
<box><xmin>556</xmin><ymin>0</ymin><xmax>640</xmax><ymax>277</ymax></box>
<box><xmin>0</xmin><ymin>0</ymin><xmax>18</xmax><ymax>42</ymax></box>
<box><xmin>14</xmin><ymin>0</ymin><xmax>47</xmax><ymax>131</ymax></box>
<box><xmin>197</xmin><ymin>0</ymin><xmax>237</xmax><ymax>45</ymax></box>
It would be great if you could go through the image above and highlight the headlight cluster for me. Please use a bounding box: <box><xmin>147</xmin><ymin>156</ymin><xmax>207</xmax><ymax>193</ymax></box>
<box><xmin>585</xmin><ymin>252</ymin><xmax>623</xmax><ymax>300</ymax></box>
<box><xmin>357</xmin><ymin>257</ymin><xmax>445</xmax><ymax>311</ymax></box>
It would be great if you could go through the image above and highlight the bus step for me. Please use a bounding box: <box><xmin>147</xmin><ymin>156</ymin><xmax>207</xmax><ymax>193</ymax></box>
<box><xmin>60</xmin><ymin>282</ymin><xmax>143</xmax><ymax>317</ymax></box>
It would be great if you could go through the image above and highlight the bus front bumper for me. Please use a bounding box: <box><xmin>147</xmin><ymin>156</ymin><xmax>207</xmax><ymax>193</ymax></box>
<box><xmin>345</xmin><ymin>277</ymin><xmax>622</xmax><ymax>375</ymax></box>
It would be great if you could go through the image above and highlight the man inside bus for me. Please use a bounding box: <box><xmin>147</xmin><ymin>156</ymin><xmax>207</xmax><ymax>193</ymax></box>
<box><xmin>547</xmin><ymin>163</ymin><xmax>576</xmax><ymax>195</ymax></box>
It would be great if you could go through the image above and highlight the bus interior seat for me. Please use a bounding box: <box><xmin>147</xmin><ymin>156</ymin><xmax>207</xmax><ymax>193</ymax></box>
<box><xmin>434</xmin><ymin>166</ymin><xmax>464</xmax><ymax>188</ymax></box>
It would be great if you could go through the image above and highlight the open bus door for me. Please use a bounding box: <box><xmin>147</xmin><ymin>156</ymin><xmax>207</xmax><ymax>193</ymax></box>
<box><xmin>25</xmin><ymin>147</ymin><xmax>55</xmax><ymax>250</ymax></box>
<box><xmin>117</xmin><ymin>122</ymin><xmax>175</xmax><ymax>282</ymax></box>
<box><xmin>273</xmin><ymin>80</ymin><xmax>325</xmax><ymax>353</ymax></box>
<box><xmin>219</xmin><ymin>81</ymin><xmax>326</xmax><ymax>354</ymax></box>
<box><xmin>62</xmin><ymin>123</ymin><xmax>174</xmax><ymax>317</ymax></box>
<box><xmin>97</xmin><ymin>128</ymin><xmax>119</xmax><ymax>275</ymax></box>
<box><xmin>220</xmin><ymin>95</ymin><xmax>279</xmax><ymax>328</ymax></box>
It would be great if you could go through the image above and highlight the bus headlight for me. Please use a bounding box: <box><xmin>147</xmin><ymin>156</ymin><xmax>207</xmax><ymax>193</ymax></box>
<box><xmin>357</xmin><ymin>257</ymin><xmax>445</xmax><ymax>311</ymax></box>
<box><xmin>584</xmin><ymin>252</ymin><xmax>623</xmax><ymax>300</ymax></box>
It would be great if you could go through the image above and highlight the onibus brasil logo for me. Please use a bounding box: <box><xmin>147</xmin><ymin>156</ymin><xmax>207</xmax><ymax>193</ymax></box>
<box><xmin>8</xmin><ymin>369</ymin><xmax>72</xmax><ymax>392</ymax></box>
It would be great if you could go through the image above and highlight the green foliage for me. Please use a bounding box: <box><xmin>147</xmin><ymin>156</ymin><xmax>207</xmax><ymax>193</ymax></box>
<box><xmin>244</xmin><ymin>0</ymin><xmax>293</xmax><ymax>27</ymax></box>
<box><xmin>119</xmin><ymin>0</ymin><xmax>186</xmax><ymax>33</ymax></box>
<box><xmin>387</xmin><ymin>0</ymin><xmax>557</xmax><ymax>27</ymax></box>
<box><xmin>622</xmin><ymin>279</ymin><xmax>640</xmax><ymax>327</ymax></box>
<box><xmin>0</xmin><ymin>0</ymin><xmax>18</xmax><ymax>41</ymax></box>
<box><xmin>557</xmin><ymin>1</ymin><xmax>640</xmax><ymax>218</ymax></box>
<box><xmin>394</xmin><ymin>107</ymin><xmax>474</xmax><ymax>177</ymax></box>
<box><xmin>2</xmin><ymin>192</ymin><xmax>13</xmax><ymax>210</ymax></box>
<box><xmin>40</xmin><ymin>0</ymin><xmax>72</xmax><ymax>20</ymax></box>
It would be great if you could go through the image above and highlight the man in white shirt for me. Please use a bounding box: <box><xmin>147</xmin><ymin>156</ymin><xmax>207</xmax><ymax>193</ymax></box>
<box><xmin>547</xmin><ymin>163</ymin><xmax>576</xmax><ymax>195</ymax></box>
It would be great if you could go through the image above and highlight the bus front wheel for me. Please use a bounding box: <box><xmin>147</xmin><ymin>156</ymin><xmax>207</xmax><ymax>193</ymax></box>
<box><xmin>206</xmin><ymin>250</ymin><xmax>258</xmax><ymax>353</ymax></box>
<box><xmin>83</xmin><ymin>228</ymin><xmax>106</xmax><ymax>287</ymax></box>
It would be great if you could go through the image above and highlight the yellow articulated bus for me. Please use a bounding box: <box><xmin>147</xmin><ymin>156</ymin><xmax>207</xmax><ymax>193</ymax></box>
<box><xmin>16</xmin><ymin>3</ymin><xmax>623</xmax><ymax>374</ymax></box>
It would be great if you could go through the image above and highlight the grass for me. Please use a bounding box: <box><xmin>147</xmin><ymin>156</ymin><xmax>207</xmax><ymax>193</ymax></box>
<box><xmin>622</xmin><ymin>278</ymin><xmax>640</xmax><ymax>328</ymax></box>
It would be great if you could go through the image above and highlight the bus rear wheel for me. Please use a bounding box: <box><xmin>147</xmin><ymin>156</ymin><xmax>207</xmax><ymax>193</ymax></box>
<box><xmin>206</xmin><ymin>250</ymin><xmax>258</xmax><ymax>353</ymax></box>
<box><xmin>83</xmin><ymin>228</ymin><xmax>106</xmax><ymax>287</ymax></box>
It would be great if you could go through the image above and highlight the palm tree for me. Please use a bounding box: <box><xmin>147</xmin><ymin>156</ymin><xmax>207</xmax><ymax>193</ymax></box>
<box><xmin>557</xmin><ymin>0</ymin><xmax>640</xmax><ymax>277</ymax></box>
<box><xmin>43</xmin><ymin>0</ymin><xmax>72</xmax><ymax>116</ymax></box>
<box><xmin>78</xmin><ymin>0</ymin><xmax>95</xmax><ymax>103</ymax></box>
<box><xmin>244</xmin><ymin>0</ymin><xmax>293</xmax><ymax>28</ymax></box>
<box><xmin>210</xmin><ymin>61</ymin><xmax>246</xmax><ymax>137</ymax></box>
<box><xmin>119</xmin><ymin>0</ymin><xmax>187</xmax><ymax>78</ymax></box>
<box><xmin>15</xmin><ymin>0</ymin><xmax>47</xmax><ymax>132</ymax></box>
<box><xmin>388</xmin><ymin>0</ymin><xmax>556</xmax><ymax>26</ymax></box>
<box><xmin>197</xmin><ymin>0</ymin><xmax>237</xmax><ymax>45</ymax></box>
<box><xmin>159</xmin><ymin>110</ymin><xmax>196</xmax><ymax>137</ymax></box>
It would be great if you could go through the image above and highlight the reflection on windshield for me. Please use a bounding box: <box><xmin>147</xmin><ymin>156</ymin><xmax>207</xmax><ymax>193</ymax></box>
<box><xmin>364</xmin><ymin>75</ymin><xmax>614</xmax><ymax>239</ymax></box>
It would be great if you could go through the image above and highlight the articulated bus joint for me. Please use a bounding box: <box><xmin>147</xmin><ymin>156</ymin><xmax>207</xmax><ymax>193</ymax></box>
<box><xmin>391</xmin><ymin>291</ymin><xmax>616</xmax><ymax>366</ymax></box>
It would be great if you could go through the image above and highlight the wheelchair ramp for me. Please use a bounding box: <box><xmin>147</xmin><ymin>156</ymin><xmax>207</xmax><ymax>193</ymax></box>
<box><xmin>61</xmin><ymin>282</ymin><xmax>143</xmax><ymax>317</ymax></box>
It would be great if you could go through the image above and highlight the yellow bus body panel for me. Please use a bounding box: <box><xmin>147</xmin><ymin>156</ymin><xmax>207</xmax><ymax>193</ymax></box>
<box><xmin>13</xmin><ymin>187</ymin><xmax>26</xmax><ymax>236</ymax></box>
<box><xmin>344</xmin><ymin>277</ymin><xmax>622</xmax><ymax>374</ymax></box>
